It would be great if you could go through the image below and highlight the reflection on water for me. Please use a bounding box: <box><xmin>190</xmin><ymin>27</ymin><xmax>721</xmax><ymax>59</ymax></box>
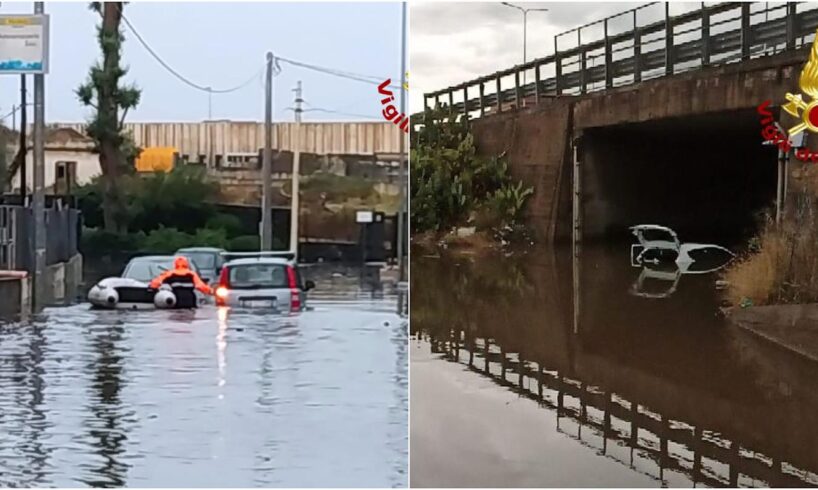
<box><xmin>0</xmin><ymin>270</ymin><xmax>407</xmax><ymax>487</ymax></box>
<box><xmin>411</xmin><ymin>244</ymin><xmax>818</xmax><ymax>488</ymax></box>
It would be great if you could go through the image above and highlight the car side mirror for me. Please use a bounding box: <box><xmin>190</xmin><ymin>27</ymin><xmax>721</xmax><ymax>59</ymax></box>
<box><xmin>304</xmin><ymin>280</ymin><xmax>315</xmax><ymax>291</ymax></box>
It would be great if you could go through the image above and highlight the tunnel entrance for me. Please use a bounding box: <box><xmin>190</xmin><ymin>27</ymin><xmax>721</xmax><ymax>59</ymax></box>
<box><xmin>581</xmin><ymin>108</ymin><xmax>778</xmax><ymax>246</ymax></box>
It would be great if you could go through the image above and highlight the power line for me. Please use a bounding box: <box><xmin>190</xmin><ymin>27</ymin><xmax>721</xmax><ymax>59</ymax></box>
<box><xmin>0</xmin><ymin>102</ymin><xmax>33</xmax><ymax>124</ymax></box>
<box><xmin>120</xmin><ymin>6</ymin><xmax>399</xmax><ymax>96</ymax></box>
<box><xmin>275</xmin><ymin>56</ymin><xmax>402</xmax><ymax>90</ymax></box>
<box><xmin>120</xmin><ymin>11</ymin><xmax>265</xmax><ymax>93</ymax></box>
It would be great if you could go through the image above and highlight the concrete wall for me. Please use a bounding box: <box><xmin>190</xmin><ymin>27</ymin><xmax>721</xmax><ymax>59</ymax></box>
<box><xmin>573</xmin><ymin>48</ymin><xmax>807</xmax><ymax>132</ymax></box>
<box><xmin>471</xmin><ymin>99</ymin><xmax>574</xmax><ymax>242</ymax></box>
<box><xmin>42</xmin><ymin>253</ymin><xmax>83</xmax><ymax>306</ymax></box>
<box><xmin>0</xmin><ymin>272</ymin><xmax>30</xmax><ymax>321</ymax></box>
<box><xmin>56</xmin><ymin>121</ymin><xmax>403</xmax><ymax>160</ymax></box>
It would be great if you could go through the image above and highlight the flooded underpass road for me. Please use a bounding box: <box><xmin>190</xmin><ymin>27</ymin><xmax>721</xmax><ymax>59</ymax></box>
<box><xmin>0</xmin><ymin>269</ymin><xmax>407</xmax><ymax>487</ymax></box>
<box><xmin>411</xmin><ymin>244</ymin><xmax>818</xmax><ymax>488</ymax></box>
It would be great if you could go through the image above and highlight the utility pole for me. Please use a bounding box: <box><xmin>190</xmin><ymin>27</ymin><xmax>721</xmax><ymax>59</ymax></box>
<box><xmin>32</xmin><ymin>1</ymin><xmax>45</xmax><ymax>312</ymax></box>
<box><xmin>289</xmin><ymin>80</ymin><xmax>302</xmax><ymax>260</ymax></box>
<box><xmin>19</xmin><ymin>76</ymin><xmax>27</xmax><ymax>201</ymax></box>
<box><xmin>260</xmin><ymin>52</ymin><xmax>274</xmax><ymax>251</ymax></box>
<box><xmin>397</xmin><ymin>1</ymin><xmax>407</xmax><ymax>284</ymax></box>
<box><xmin>501</xmin><ymin>2</ymin><xmax>549</xmax><ymax>85</ymax></box>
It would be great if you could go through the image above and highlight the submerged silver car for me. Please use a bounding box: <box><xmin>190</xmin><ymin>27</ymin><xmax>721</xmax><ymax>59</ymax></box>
<box><xmin>214</xmin><ymin>255</ymin><xmax>315</xmax><ymax>312</ymax></box>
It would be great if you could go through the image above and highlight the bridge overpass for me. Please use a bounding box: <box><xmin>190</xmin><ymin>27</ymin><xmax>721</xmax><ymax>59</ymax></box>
<box><xmin>420</xmin><ymin>2</ymin><xmax>818</xmax><ymax>242</ymax></box>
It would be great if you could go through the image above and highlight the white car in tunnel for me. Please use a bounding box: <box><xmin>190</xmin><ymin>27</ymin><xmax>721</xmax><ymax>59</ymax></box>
<box><xmin>629</xmin><ymin>224</ymin><xmax>734</xmax><ymax>268</ymax></box>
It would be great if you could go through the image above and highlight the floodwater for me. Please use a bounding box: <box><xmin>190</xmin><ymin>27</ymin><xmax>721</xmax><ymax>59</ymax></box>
<box><xmin>0</xmin><ymin>266</ymin><xmax>407</xmax><ymax>487</ymax></box>
<box><xmin>411</xmin><ymin>243</ymin><xmax>818</xmax><ymax>488</ymax></box>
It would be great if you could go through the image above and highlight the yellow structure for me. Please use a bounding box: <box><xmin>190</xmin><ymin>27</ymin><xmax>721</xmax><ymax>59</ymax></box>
<box><xmin>135</xmin><ymin>147</ymin><xmax>177</xmax><ymax>173</ymax></box>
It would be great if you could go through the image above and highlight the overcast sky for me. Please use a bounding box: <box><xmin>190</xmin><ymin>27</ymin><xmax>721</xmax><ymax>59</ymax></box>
<box><xmin>0</xmin><ymin>2</ymin><xmax>402</xmax><ymax>124</ymax></box>
<box><xmin>409</xmin><ymin>2</ymin><xmax>706</xmax><ymax>113</ymax></box>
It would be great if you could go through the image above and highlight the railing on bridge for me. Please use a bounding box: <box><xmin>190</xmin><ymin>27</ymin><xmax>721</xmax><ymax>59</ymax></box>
<box><xmin>423</xmin><ymin>2</ymin><xmax>818</xmax><ymax>120</ymax></box>
<box><xmin>421</xmin><ymin>330</ymin><xmax>818</xmax><ymax>487</ymax></box>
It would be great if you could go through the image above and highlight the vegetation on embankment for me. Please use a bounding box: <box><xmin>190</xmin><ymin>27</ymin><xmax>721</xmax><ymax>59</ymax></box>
<box><xmin>76</xmin><ymin>165</ymin><xmax>391</xmax><ymax>256</ymax></box>
<box><xmin>410</xmin><ymin>107</ymin><xmax>533</xmax><ymax>251</ymax></box>
<box><xmin>76</xmin><ymin>166</ymin><xmax>275</xmax><ymax>255</ymax></box>
<box><xmin>724</xmin><ymin>169</ymin><xmax>818</xmax><ymax>307</ymax></box>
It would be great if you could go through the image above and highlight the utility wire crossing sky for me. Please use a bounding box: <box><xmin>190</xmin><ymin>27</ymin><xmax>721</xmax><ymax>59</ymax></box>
<box><xmin>0</xmin><ymin>2</ymin><xmax>404</xmax><ymax>123</ymax></box>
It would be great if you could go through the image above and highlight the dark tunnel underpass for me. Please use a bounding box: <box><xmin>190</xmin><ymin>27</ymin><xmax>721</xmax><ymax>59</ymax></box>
<box><xmin>581</xmin><ymin>108</ymin><xmax>779</xmax><ymax>248</ymax></box>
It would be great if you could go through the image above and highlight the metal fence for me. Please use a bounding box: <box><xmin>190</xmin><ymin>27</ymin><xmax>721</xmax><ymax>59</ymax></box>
<box><xmin>0</xmin><ymin>205</ymin><xmax>80</xmax><ymax>271</ymax></box>
<box><xmin>422</xmin><ymin>2</ymin><xmax>818</xmax><ymax>119</ymax></box>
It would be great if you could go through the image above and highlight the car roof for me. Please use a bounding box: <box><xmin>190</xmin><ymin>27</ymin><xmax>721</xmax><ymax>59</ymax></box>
<box><xmin>176</xmin><ymin>247</ymin><xmax>225</xmax><ymax>253</ymax></box>
<box><xmin>126</xmin><ymin>255</ymin><xmax>199</xmax><ymax>269</ymax></box>
<box><xmin>225</xmin><ymin>257</ymin><xmax>293</xmax><ymax>267</ymax></box>
<box><xmin>129</xmin><ymin>255</ymin><xmax>175</xmax><ymax>262</ymax></box>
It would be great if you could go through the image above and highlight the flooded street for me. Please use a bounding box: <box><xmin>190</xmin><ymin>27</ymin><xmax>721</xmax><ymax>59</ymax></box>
<box><xmin>0</xmin><ymin>267</ymin><xmax>407</xmax><ymax>487</ymax></box>
<box><xmin>411</xmin><ymin>244</ymin><xmax>818</xmax><ymax>487</ymax></box>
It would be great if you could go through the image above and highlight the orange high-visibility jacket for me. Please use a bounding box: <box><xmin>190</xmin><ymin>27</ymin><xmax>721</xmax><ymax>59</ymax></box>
<box><xmin>149</xmin><ymin>256</ymin><xmax>212</xmax><ymax>295</ymax></box>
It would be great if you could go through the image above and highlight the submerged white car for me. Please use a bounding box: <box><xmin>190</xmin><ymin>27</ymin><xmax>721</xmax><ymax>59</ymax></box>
<box><xmin>628</xmin><ymin>225</ymin><xmax>735</xmax><ymax>299</ymax></box>
<box><xmin>629</xmin><ymin>225</ymin><xmax>734</xmax><ymax>269</ymax></box>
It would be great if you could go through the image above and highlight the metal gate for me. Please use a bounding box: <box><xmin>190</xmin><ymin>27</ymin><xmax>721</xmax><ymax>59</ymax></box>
<box><xmin>0</xmin><ymin>206</ymin><xmax>17</xmax><ymax>270</ymax></box>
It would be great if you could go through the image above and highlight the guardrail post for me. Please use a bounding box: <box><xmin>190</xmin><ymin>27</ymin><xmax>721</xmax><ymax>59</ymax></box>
<box><xmin>741</xmin><ymin>3</ymin><xmax>751</xmax><ymax>60</ymax></box>
<box><xmin>701</xmin><ymin>2</ymin><xmax>710</xmax><ymax>65</ymax></box>
<box><xmin>577</xmin><ymin>29</ymin><xmax>585</xmax><ymax>94</ymax></box>
<box><xmin>555</xmin><ymin>36</ymin><xmax>563</xmax><ymax>95</ymax></box>
<box><xmin>633</xmin><ymin>9</ymin><xmax>641</xmax><ymax>83</ymax></box>
<box><xmin>514</xmin><ymin>71</ymin><xmax>521</xmax><ymax>108</ymax></box>
<box><xmin>479</xmin><ymin>82</ymin><xmax>485</xmax><ymax>117</ymax></box>
<box><xmin>665</xmin><ymin>3</ymin><xmax>674</xmax><ymax>76</ymax></box>
<box><xmin>786</xmin><ymin>2</ymin><xmax>797</xmax><ymax>50</ymax></box>
<box><xmin>495</xmin><ymin>76</ymin><xmax>502</xmax><ymax>113</ymax></box>
<box><xmin>604</xmin><ymin>19</ymin><xmax>613</xmax><ymax>89</ymax></box>
<box><xmin>462</xmin><ymin>86</ymin><xmax>468</xmax><ymax>118</ymax></box>
<box><xmin>534</xmin><ymin>64</ymin><xmax>541</xmax><ymax>103</ymax></box>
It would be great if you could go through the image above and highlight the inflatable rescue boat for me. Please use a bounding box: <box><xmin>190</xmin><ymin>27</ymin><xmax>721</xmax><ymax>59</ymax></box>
<box><xmin>88</xmin><ymin>277</ymin><xmax>199</xmax><ymax>310</ymax></box>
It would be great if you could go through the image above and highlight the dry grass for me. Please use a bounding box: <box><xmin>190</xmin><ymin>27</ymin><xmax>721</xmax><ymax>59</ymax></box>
<box><xmin>725</xmin><ymin>192</ymin><xmax>818</xmax><ymax>306</ymax></box>
<box><xmin>724</xmin><ymin>220</ymin><xmax>785</xmax><ymax>306</ymax></box>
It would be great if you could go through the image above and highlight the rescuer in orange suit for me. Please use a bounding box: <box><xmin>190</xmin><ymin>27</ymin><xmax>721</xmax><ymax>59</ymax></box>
<box><xmin>149</xmin><ymin>256</ymin><xmax>213</xmax><ymax>295</ymax></box>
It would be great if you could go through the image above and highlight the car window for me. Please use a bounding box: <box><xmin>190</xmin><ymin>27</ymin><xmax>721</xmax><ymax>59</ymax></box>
<box><xmin>124</xmin><ymin>258</ymin><xmax>198</xmax><ymax>282</ymax></box>
<box><xmin>181</xmin><ymin>252</ymin><xmax>215</xmax><ymax>269</ymax></box>
<box><xmin>228</xmin><ymin>264</ymin><xmax>289</xmax><ymax>289</ymax></box>
<box><xmin>639</xmin><ymin>229</ymin><xmax>676</xmax><ymax>244</ymax></box>
<box><xmin>124</xmin><ymin>260</ymin><xmax>173</xmax><ymax>282</ymax></box>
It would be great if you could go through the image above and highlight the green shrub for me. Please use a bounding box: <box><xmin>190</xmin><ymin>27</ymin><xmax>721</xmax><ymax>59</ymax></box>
<box><xmin>228</xmin><ymin>234</ymin><xmax>260</xmax><ymax>252</ymax></box>
<box><xmin>205</xmin><ymin>213</ymin><xmax>244</xmax><ymax>238</ymax></box>
<box><xmin>80</xmin><ymin>227</ymin><xmax>145</xmax><ymax>255</ymax></box>
<box><xmin>193</xmin><ymin>227</ymin><xmax>229</xmax><ymax>248</ymax></box>
<box><xmin>74</xmin><ymin>165</ymin><xmax>220</xmax><ymax>233</ymax></box>
<box><xmin>410</xmin><ymin>106</ymin><xmax>533</xmax><ymax>236</ymax></box>
<box><xmin>140</xmin><ymin>227</ymin><xmax>196</xmax><ymax>253</ymax></box>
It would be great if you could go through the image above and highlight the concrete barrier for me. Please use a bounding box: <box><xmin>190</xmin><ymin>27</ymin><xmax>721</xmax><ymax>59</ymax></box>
<box><xmin>0</xmin><ymin>271</ymin><xmax>30</xmax><ymax>321</ymax></box>
<box><xmin>43</xmin><ymin>253</ymin><xmax>83</xmax><ymax>306</ymax></box>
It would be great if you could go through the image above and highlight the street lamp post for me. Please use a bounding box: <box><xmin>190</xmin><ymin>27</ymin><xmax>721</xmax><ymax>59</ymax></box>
<box><xmin>501</xmin><ymin>2</ymin><xmax>548</xmax><ymax>86</ymax></box>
